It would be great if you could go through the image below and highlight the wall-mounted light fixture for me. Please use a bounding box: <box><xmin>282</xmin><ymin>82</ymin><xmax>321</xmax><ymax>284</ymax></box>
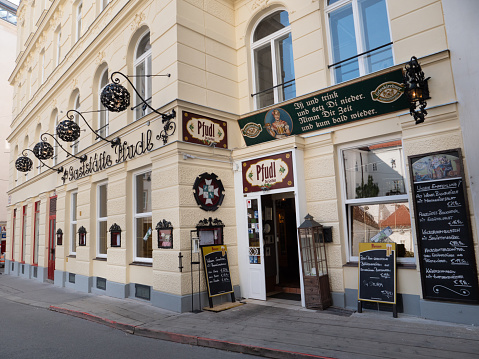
<box><xmin>58</xmin><ymin>110</ymin><xmax>121</xmax><ymax>148</ymax></box>
<box><xmin>37</xmin><ymin>132</ymin><xmax>88</xmax><ymax>163</ymax></box>
<box><xmin>56</xmin><ymin>228</ymin><xmax>63</xmax><ymax>245</ymax></box>
<box><xmin>100</xmin><ymin>72</ymin><xmax>176</xmax><ymax>144</ymax></box>
<box><xmin>109</xmin><ymin>223</ymin><xmax>122</xmax><ymax>247</ymax></box>
<box><xmin>156</xmin><ymin>219</ymin><xmax>173</xmax><ymax>249</ymax></box>
<box><xmin>78</xmin><ymin>226</ymin><xmax>87</xmax><ymax>246</ymax></box>
<box><xmin>15</xmin><ymin>149</ymin><xmax>64</xmax><ymax>173</ymax></box>
<box><xmin>404</xmin><ymin>56</ymin><xmax>431</xmax><ymax>124</ymax></box>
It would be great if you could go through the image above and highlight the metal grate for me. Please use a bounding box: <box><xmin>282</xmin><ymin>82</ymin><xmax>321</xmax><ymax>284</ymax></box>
<box><xmin>135</xmin><ymin>284</ymin><xmax>151</xmax><ymax>301</ymax></box>
<box><xmin>69</xmin><ymin>273</ymin><xmax>76</xmax><ymax>283</ymax></box>
<box><xmin>97</xmin><ymin>277</ymin><xmax>106</xmax><ymax>290</ymax></box>
<box><xmin>33</xmin><ymin>266</ymin><xmax>38</xmax><ymax>278</ymax></box>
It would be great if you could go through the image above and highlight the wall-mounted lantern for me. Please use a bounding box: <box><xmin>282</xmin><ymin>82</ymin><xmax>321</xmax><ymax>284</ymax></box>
<box><xmin>156</xmin><ymin>219</ymin><xmax>173</xmax><ymax>249</ymax></box>
<box><xmin>404</xmin><ymin>56</ymin><xmax>431</xmax><ymax>124</ymax></box>
<box><xmin>298</xmin><ymin>214</ymin><xmax>332</xmax><ymax>310</ymax></box>
<box><xmin>109</xmin><ymin>223</ymin><xmax>122</xmax><ymax>247</ymax></box>
<box><xmin>78</xmin><ymin>226</ymin><xmax>87</xmax><ymax>246</ymax></box>
<box><xmin>56</xmin><ymin>228</ymin><xmax>63</xmax><ymax>245</ymax></box>
<box><xmin>100</xmin><ymin>71</ymin><xmax>176</xmax><ymax>144</ymax></box>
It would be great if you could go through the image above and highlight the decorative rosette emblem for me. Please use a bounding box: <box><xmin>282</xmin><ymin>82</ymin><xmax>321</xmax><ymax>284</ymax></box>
<box><xmin>193</xmin><ymin>172</ymin><xmax>225</xmax><ymax>211</ymax></box>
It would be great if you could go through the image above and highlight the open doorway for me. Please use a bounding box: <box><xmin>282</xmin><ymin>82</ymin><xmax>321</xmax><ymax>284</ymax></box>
<box><xmin>262</xmin><ymin>192</ymin><xmax>300</xmax><ymax>300</ymax></box>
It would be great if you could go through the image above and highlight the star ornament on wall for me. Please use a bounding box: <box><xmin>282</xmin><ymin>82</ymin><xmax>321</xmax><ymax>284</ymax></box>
<box><xmin>193</xmin><ymin>172</ymin><xmax>225</xmax><ymax>211</ymax></box>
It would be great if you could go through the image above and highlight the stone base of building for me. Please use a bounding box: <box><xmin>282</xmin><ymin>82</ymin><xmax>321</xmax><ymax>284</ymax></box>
<box><xmin>343</xmin><ymin>288</ymin><xmax>479</xmax><ymax>326</ymax></box>
<box><xmin>4</xmin><ymin>262</ymin><xmax>478</xmax><ymax>323</ymax></box>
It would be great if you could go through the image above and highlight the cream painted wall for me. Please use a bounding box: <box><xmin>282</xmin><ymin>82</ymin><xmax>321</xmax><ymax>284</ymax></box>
<box><xmin>0</xmin><ymin>18</ymin><xmax>16</xmax><ymax>223</ymax></box>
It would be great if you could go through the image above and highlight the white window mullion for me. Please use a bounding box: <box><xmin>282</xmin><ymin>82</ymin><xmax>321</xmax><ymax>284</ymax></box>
<box><xmin>351</xmin><ymin>0</ymin><xmax>366</xmax><ymax>76</ymax></box>
<box><xmin>270</xmin><ymin>38</ymin><xmax>279</xmax><ymax>104</ymax></box>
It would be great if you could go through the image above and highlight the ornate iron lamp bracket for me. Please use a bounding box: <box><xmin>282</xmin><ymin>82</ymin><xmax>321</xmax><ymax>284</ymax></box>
<box><xmin>17</xmin><ymin>149</ymin><xmax>64</xmax><ymax>173</ymax></box>
<box><xmin>40</xmin><ymin>132</ymin><xmax>87</xmax><ymax>163</ymax></box>
<box><xmin>66</xmin><ymin>110</ymin><xmax>121</xmax><ymax>148</ymax></box>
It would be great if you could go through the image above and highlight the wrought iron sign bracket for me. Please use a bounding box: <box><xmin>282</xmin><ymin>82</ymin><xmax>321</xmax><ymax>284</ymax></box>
<box><xmin>41</xmin><ymin>132</ymin><xmax>87</xmax><ymax>163</ymax></box>
<box><xmin>65</xmin><ymin>109</ymin><xmax>121</xmax><ymax>148</ymax></box>
<box><xmin>15</xmin><ymin>149</ymin><xmax>64</xmax><ymax>174</ymax></box>
<box><xmin>101</xmin><ymin>71</ymin><xmax>176</xmax><ymax>145</ymax></box>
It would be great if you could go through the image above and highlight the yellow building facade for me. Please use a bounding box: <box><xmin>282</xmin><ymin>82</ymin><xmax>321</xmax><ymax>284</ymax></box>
<box><xmin>6</xmin><ymin>0</ymin><xmax>479</xmax><ymax>323</ymax></box>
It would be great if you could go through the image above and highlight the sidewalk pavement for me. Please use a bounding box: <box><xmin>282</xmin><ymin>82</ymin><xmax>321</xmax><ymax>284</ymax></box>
<box><xmin>0</xmin><ymin>272</ymin><xmax>478</xmax><ymax>359</ymax></box>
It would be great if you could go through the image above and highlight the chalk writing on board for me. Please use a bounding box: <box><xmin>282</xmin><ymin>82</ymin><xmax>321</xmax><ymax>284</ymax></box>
<box><xmin>410</xmin><ymin>150</ymin><xmax>479</xmax><ymax>303</ymax></box>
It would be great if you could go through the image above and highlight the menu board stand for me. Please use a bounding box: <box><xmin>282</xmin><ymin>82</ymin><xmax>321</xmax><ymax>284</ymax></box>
<box><xmin>409</xmin><ymin>149</ymin><xmax>479</xmax><ymax>303</ymax></box>
<box><xmin>358</xmin><ymin>243</ymin><xmax>397</xmax><ymax>318</ymax></box>
<box><xmin>201</xmin><ymin>245</ymin><xmax>235</xmax><ymax>308</ymax></box>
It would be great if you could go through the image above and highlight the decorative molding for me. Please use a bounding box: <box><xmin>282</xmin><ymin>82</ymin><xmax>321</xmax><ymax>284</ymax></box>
<box><xmin>130</xmin><ymin>13</ymin><xmax>146</xmax><ymax>31</ymax></box>
<box><xmin>252</xmin><ymin>0</ymin><xmax>269</xmax><ymax>11</ymax></box>
<box><xmin>94</xmin><ymin>51</ymin><xmax>106</xmax><ymax>65</ymax></box>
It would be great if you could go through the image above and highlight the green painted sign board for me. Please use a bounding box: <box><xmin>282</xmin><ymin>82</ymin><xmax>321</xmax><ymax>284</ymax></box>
<box><xmin>239</xmin><ymin>70</ymin><xmax>409</xmax><ymax>146</ymax></box>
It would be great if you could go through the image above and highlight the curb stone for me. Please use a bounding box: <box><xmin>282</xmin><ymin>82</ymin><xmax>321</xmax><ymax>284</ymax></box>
<box><xmin>49</xmin><ymin>306</ymin><xmax>336</xmax><ymax>359</ymax></box>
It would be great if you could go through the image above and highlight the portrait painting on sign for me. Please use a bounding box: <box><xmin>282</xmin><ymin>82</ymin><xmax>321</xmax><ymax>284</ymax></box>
<box><xmin>411</xmin><ymin>152</ymin><xmax>461</xmax><ymax>182</ymax></box>
<box><xmin>264</xmin><ymin>108</ymin><xmax>293</xmax><ymax>139</ymax></box>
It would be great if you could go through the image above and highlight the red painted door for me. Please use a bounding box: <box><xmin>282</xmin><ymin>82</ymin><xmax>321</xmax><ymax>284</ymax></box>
<box><xmin>47</xmin><ymin>196</ymin><xmax>57</xmax><ymax>281</ymax></box>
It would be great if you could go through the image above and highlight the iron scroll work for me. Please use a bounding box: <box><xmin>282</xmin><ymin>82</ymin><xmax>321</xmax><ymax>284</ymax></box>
<box><xmin>193</xmin><ymin>173</ymin><xmax>225</xmax><ymax>211</ymax></box>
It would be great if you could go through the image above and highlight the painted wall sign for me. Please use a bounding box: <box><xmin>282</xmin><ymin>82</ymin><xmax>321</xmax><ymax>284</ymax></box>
<box><xmin>238</xmin><ymin>70</ymin><xmax>408</xmax><ymax>146</ymax></box>
<box><xmin>409</xmin><ymin>149</ymin><xmax>479</xmax><ymax>303</ymax></box>
<box><xmin>183</xmin><ymin>111</ymin><xmax>228</xmax><ymax>148</ymax></box>
<box><xmin>242</xmin><ymin>152</ymin><xmax>294</xmax><ymax>193</ymax></box>
<box><xmin>62</xmin><ymin>129</ymin><xmax>154</xmax><ymax>183</ymax></box>
<box><xmin>193</xmin><ymin>172</ymin><xmax>225</xmax><ymax>211</ymax></box>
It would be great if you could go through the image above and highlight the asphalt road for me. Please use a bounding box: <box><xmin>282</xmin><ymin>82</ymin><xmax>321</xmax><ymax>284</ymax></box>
<box><xmin>0</xmin><ymin>296</ymin><xmax>259</xmax><ymax>359</ymax></box>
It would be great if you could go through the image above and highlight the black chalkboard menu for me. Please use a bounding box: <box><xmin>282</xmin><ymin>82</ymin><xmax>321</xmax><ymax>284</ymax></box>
<box><xmin>359</xmin><ymin>243</ymin><xmax>397</xmax><ymax>304</ymax></box>
<box><xmin>409</xmin><ymin>149</ymin><xmax>479</xmax><ymax>303</ymax></box>
<box><xmin>201</xmin><ymin>245</ymin><xmax>234</xmax><ymax>297</ymax></box>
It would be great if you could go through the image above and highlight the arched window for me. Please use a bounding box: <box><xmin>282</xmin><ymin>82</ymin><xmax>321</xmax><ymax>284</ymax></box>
<box><xmin>72</xmin><ymin>93</ymin><xmax>81</xmax><ymax>154</ymax></box>
<box><xmin>51</xmin><ymin>109</ymin><xmax>58</xmax><ymax>166</ymax></box>
<box><xmin>98</xmin><ymin>67</ymin><xmax>109</xmax><ymax>137</ymax></box>
<box><xmin>100</xmin><ymin>0</ymin><xmax>109</xmax><ymax>12</ymax></box>
<box><xmin>35</xmin><ymin>123</ymin><xmax>42</xmax><ymax>175</ymax></box>
<box><xmin>75</xmin><ymin>2</ymin><xmax>82</xmax><ymax>42</ymax></box>
<box><xmin>251</xmin><ymin>10</ymin><xmax>296</xmax><ymax>109</ymax></box>
<box><xmin>134</xmin><ymin>31</ymin><xmax>152</xmax><ymax>120</ymax></box>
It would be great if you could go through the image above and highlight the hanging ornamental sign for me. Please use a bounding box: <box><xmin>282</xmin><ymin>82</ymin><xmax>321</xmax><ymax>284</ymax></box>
<box><xmin>242</xmin><ymin>152</ymin><xmax>294</xmax><ymax>193</ymax></box>
<box><xmin>238</xmin><ymin>69</ymin><xmax>408</xmax><ymax>146</ymax></box>
<box><xmin>193</xmin><ymin>172</ymin><xmax>225</xmax><ymax>211</ymax></box>
<box><xmin>183</xmin><ymin>112</ymin><xmax>228</xmax><ymax>148</ymax></box>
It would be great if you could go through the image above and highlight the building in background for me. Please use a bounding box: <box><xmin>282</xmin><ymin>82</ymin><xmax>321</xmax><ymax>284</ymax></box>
<box><xmin>5</xmin><ymin>0</ymin><xmax>479</xmax><ymax>325</ymax></box>
<box><xmin>0</xmin><ymin>0</ymin><xmax>17</xmax><ymax>253</ymax></box>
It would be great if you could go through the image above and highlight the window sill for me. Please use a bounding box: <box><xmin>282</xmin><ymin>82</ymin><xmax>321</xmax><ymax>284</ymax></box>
<box><xmin>344</xmin><ymin>261</ymin><xmax>416</xmax><ymax>269</ymax></box>
<box><xmin>129</xmin><ymin>261</ymin><xmax>152</xmax><ymax>267</ymax></box>
<box><xmin>94</xmin><ymin>257</ymin><xmax>107</xmax><ymax>261</ymax></box>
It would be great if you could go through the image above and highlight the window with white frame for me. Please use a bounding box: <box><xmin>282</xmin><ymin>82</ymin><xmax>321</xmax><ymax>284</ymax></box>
<box><xmin>251</xmin><ymin>10</ymin><xmax>296</xmax><ymax>110</ymax></box>
<box><xmin>134</xmin><ymin>170</ymin><xmax>152</xmax><ymax>261</ymax></box>
<box><xmin>52</xmin><ymin>110</ymin><xmax>58</xmax><ymax>166</ymax></box>
<box><xmin>134</xmin><ymin>32</ymin><xmax>152</xmax><ymax>120</ymax></box>
<box><xmin>100</xmin><ymin>0</ymin><xmax>109</xmax><ymax>12</ymax></box>
<box><xmin>342</xmin><ymin>140</ymin><xmax>414</xmax><ymax>261</ymax></box>
<box><xmin>98</xmin><ymin>68</ymin><xmax>109</xmax><ymax>138</ymax></box>
<box><xmin>55</xmin><ymin>26</ymin><xmax>61</xmax><ymax>66</ymax></box>
<box><xmin>70</xmin><ymin>191</ymin><xmax>77</xmax><ymax>254</ymax></box>
<box><xmin>72</xmin><ymin>94</ymin><xmax>80</xmax><ymax>154</ymax></box>
<box><xmin>75</xmin><ymin>2</ymin><xmax>82</xmax><ymax>42</ymax></box>
<box><xmin>97</xmin><ymin>183</ymin><xmax>108</xmax><ymax>257</ymax></box>
<box><xmin>325</xmin><ymin>0</ymin><xmax>393</xmax><ymax>84</ymax></box>
<box><xmin>40</xmin><ymin>48</ymin><xmax>45</xmax><ymax>85</ymax></box>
